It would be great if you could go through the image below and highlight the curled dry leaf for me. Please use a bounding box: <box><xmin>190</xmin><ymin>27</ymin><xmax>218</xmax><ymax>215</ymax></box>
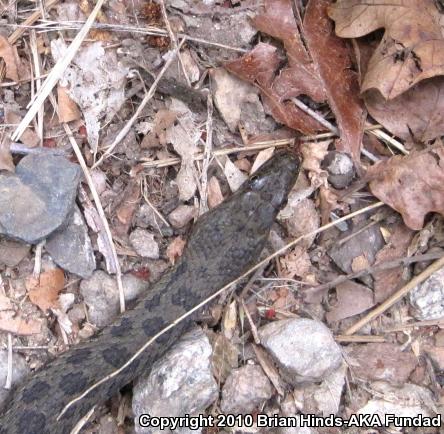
<box><xmin>365</xmin><ymin>77</ymin><xmax>444</xmax><ymax>143</ymax></box>
<box><xmin>207</xmin><ymin>176</ymin><xmax>224</xmax><ymax>209</ymax></box>
<box><xmin>26</xmin><ymin>268</ymin><xmax>65</xmax><ymax>312</ymax></box>
<box><xmin>166</xmin><ymin>236</ymin><xmax>186</xmax><ymax>265</ymax></box>
<box><xmin>303</xmin><ymin>0</ymin><xmax>365</xmax><ymax>162</ymax></box>
<box><xmin>368</xmin><ymin>147</ymin><xmax>444</xmax><ymax>230</ymax></box>
<box><xmin>57</xmin><ymin>84</ymin><xmax>81</xmax><ymax>123</ymax></box>
<box><xmin>329</xmin><ymin>0</ymin><xmax>444</xmax><ymax>99</ymax></box>
<box><xmin>373</xmin><ymin>223</ymin><xmax>415</xmax><ymax>302</ymax></box>
<box><xmin>0</xmin><ymin>135</ymin><xmax>14</xmax><ymax>172</ymax></box>
<box><xmin>226</xmin><ymin>0</ymin><xmax>364</xmax><ymax>161</ymax></box>
<box><xmin>280</xmin><ymin>245</ymin><xmax>311</xmax><ymax>279</ymax></box>
<box><xmin>0</xmin><ymin>35</ymin><xmax>21</xmax><ymax>82</ymax></box>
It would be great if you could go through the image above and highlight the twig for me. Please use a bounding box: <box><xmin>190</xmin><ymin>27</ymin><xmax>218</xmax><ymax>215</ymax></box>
<box><xmin>158</xmin><ymin>0</ymin><xmax>190</xmax><ymax>87</ymax></box>
<box><xmin>199</xmin><ymin>91</ymin><xmax>213</xmax><ymax>215</ymax></box>
<box><xmin>33</xmin><ymin>240</ymin><xmax>44</xmax><ymax>278</ymax></box>
<box><xmin>335</xmin><ymin>334</ymin><xmax>385</xmax><ymax>343</ymax></box>
<box><xmin>62</xmin><ymin>123</ymin><xmax>126</xmax><ymax>313</ymax></box>
<box><xmin>344</xmin><ymin>255</ymin><xmax>444</xmax><ymax>335</ymax></box>
<box><xmin>307</xmin><ymin>251</ymin><xmax>444</xmax><ymax>295</ymax></box>
<box><xmin>58</xmin><ymin>201</ymin><xmax>383</xmax><ymax>419</ymax></box>
<box><xmin>92</xmin><ymin>39</ymin><xmax>186</xmax><ymax>169</ymax></box>
<box><xmin>12</xmin><ymin>0</ymin><xmax>106</xmax><ymax>141</ymax></box>
<box><xmin>240</xmin><ymin>298</ymin><xmax>260</xmax><ymax>344</ymax></box>
<box><xmin>5</xmin><ymin>333</ymin><xmax>12</xmax><ymax>389</ymax></box>
<box><xmin>140</xmin><ymin>139</ymin><xmax>296</xmax><ymax>168</ymax></box>
<box><xmin>366</xmin><ymin>124</ymin><xmax>408</xmax><ymax>155</ymax></box>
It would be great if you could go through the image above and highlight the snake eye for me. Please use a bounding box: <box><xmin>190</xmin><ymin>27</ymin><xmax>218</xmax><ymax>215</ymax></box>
<box><xmin>250</xmin><ymin>174</ymin><xmax>265</xmax><ymax>190</ymax></box>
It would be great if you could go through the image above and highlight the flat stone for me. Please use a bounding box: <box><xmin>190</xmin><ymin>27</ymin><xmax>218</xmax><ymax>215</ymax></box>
<box><xmin>259</xmin><ymin>318</ymin><xmax>343</xmax><ymax>385</ymax></box>
<box><xmin>129</xmin><ymin>229</ymin><xmax>160</xmax><ymax>259</ymax></box>
<box><xmin>46</xmin><ymin>206</ymin><xmax>96</xmax><ymax>278</ymax></box>
<box><xmin>133</xmin><ymin>327</ymin><xmax>218</xmax><ymax>433</ymax></box>
<box><xmin>0</xmin><ymin>154</ymin><xmax>81</xmax><ymax>243</ymax></box>
<box><xmin>220</xmin><ymin>364</ymin><xmax>273</xmax><ymax>414</ymax></box>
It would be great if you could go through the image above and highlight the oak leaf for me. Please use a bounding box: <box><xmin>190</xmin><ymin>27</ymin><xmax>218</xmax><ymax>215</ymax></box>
<box><xmin>329</xmin><ymin>0</ymin><xmax>444</xmax><ymax>99</ymax></box>
<box><xmin>367</xmin><ymin>147</ymin><xmax>444</xmax><ymax>230</ymax></box>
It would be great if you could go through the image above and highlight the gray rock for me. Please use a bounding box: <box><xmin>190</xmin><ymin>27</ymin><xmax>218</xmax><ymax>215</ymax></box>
<box><xmin>410</xmin><ymin>266</ymin><xmax>444</xmax><ymax>320</ymax></box>
<box><xmin>328</xmin><ymin>221</ymin><xmax>384</xmax><ymax>274</ymax></box>
<box><xmin>259</xmin><ymin>319</ymin><xmax>342</xmax><ymax>385</ymax></box>
<box><xmin>0</xmin><ymin>154</ymin><xmax>81</xmax><ymax>243</ymax></box>
<box><xmin>168</xmin><ymin>205</ymin><xmax>196</xmax><ymax>229</ymax></box>
<box><xmin>323</xmin><ymin>151</ymin><xmax>355</xmax><ymax>189</ymax></box>
<box><xmin>129</xmin><ymin>229</ymin><xmax>160</xmax><ymax>259</ymax></box>
<box><xmin>80</xmin><ymin>271</ymin><xmax>149</xmax><ymax>326</ymax></box>
<box><xmin>220</xmin><ymin>364</ymin><xmax>273</xmax><ymax>415</ymax></box>
<box><xmin>46</xmin><ymin>206</ymin><xmax>96</xmax><ymax>278</ymax></box>
<box><xmin>0</xmin><ymin>350</ymin><xmax>29</xmax><ymax>410</ymax></box>
<box><xmin>133</xmin><ymin>327</ymin><xmax>218</xmax><ymax>434</ymax></box>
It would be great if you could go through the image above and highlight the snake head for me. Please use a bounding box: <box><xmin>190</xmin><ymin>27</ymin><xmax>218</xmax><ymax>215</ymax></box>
<box><xmin>247</xmin><ymin>150</ymin><xmax>300</xmax><ymax>211</ymax></box>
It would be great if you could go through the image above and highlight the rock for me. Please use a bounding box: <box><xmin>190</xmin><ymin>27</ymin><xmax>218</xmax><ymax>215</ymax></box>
<box><xmin>80</xmin><ymin>271</ymin><xmax>149</xmax><ymax>326</ymax></box>
<box><xmin>323</xmin><ymin>151</ymin><xmax>355</xmax><ymax>189</ymax></box>
<box><xmin>328</xmin><ymin>221</ymin><xmax>384</xmax><ymax>274</ymax></box>
<box><xmin>168</xmin><ymin>205</ymin><xmax>196</xmax><ymax>229</ymax></box>
<box><xmin>0</xmin><ymin>238</ymin><xmax>30</xmax><ymax>267</ymax></box>
<box><xmin>133</xmin><ymin>327</ymin><xmax>218</xmax><ymax>434</ymax></box>
<box><xmin>296</xmin><ymin>362</ymin><xmax>347</xmax><ymax>416</ymax></box>
<box><xmin>0</xmin><ymin>154</ymin><xmax>81</xmax><ymax>243</ymax></box>
<box><xmin>129</xmin><ymin>229</ymin><xmax>160</xmax><ymax>259</ymax></box>
<box><xmin>356</xmin><ymin>382</ymin><xmax>437</xmax><ymax>423</ymax></box>
<box><xmin>220</xmin><ymin>364</ymin><xmax>273</xmax><ymax>415</ymax></box>
<box><xmin>259</xmin><ymin>319</ymin><xmax>342</xmax><ymax>385</ymax></box>
<box><xmin>46</xmin><ymin>206</ymin><xmax>96</xmax><ymax>278</ymax></box>
<box><xmin>0</xmin><ymin>350</ymin><xmax>29</xmax><ymax>409</ymax></box>
<box><xmin>345</xmin><ymin>343</ymin><xmax>417</xmax><ymax>385</ymax></box>
<box><xmin>410</xmin><ymin>267</ymin><xmax>444</xmax><ymax>320</ymax></box>
<box><xmin>135</xmin><ymin>204</ymin><xmax>172</xmax><ymax>235</ymax></box>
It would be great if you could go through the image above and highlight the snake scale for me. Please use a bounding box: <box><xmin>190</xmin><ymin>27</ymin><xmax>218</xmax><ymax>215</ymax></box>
<box><xmin>0</xmin><ymin>151</ymin><xmax>300</xmax><ymax>434</ymax></box>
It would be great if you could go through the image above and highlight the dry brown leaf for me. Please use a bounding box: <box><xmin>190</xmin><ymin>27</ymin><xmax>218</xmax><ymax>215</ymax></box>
<box><xmin>207</xmin><ymin>176</ymin><xmax>224</xmax><ymax>209</ymax></box>
<box><xmin>115</xmin><ymin>179</ymin><xmax>141</xmax><ymax>235</ymax></box>
<box><xmin>280</xmin><ymin>245</ymin><xmax>311</xmax><ymax>279</ymax></box>
<box><xmin>166</xmin><ymin>236</ymin><xmax>186</xmax><ymax>265</ymax></box>
<box><xmin>57</xmin><ymin>84</ymin><xmax>81</xmax><ymax>123</ymax></box>
<box><xmin>226</xmin><ymin>0</ymin><xmax>364</xmax><ymax>160</ymax></box>
<box><xmin>26</xmin><ymin>268</ymin><xmax>65</xmax><ymax>312</ymax></box>
<box><xmin>4</xmin><ymin>110</ymin><xmax>39</xmax><ymax>148</ymax></box>
<box><xmin>329</xmin><ymin>0</ymin><xmax>444</xmax><ymax>99</ymax></box>
<box><xmin>0</xmin><ymin>134</ymin><xmax>14</xmax><ymax>172</ymax></box>
<box><xmin>0</xmin><ymin>311</ymin><xmax>41</xmax><ymax>335</ymax></box>
<box><xmin>222</xmin><ymin>300</ymin><xmax>237</xmax><ymax>340</ymax></box>
<box><xmin>365</xmin><ymin>77</ymin><xmax>444</xmax><ymax>143</ymax></box>
<box><xmin>251</xmin><ymin>148</ymin><xmax>275</xmax><ymax>174</ymax></box>
<box><xmin>0</xmin><ymin>35</ymin><xmax>21</xmax><ymax>82</ymax></box>
<box><xmin>368</xmin><ymin>147</ymin><xmax>444</xmax><ymax>230</ymax></box>
<box><xmin>373</xmin><ymin>223</ymin><xmax>415</xmax><ymax>302</ymax></box>
<box><xmin>304</xmin><ymin>0</ymin><xmax>365</xmax><ymax>162</ymax></box>
<box><xmin>326</xmin><ymin>280</ymin><xmax>374</xmax><ymax>323</ymax></box>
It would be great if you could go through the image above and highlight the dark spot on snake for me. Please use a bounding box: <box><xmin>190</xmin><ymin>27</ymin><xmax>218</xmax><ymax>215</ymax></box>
<box><xmin>21</xmin><ymin>380</ymin><xmax>51</xmax><ymax>403</ymax></box>
<box><xmin>144</xmin><ymin>291</ymin><xmax>161</xmax><ymax>309</ymax></box>
<box><xmin>17</xmin><ymin>410</ymin><xmax>46</xmax><ymax>434</ymax></box>
<box><xmin>171</xmin><ymin>283</ymin><xmax>200</xmax><ymax>309</ymax></box>
<box><xmin>102</xmin><ymin>344</ymin><xmax>131</xmax><ymax>368</ymax></box>
<box><xmin>59</xmin><ymin>372</ymin><xmax>88</xmax><ymax>396</ymax></box>
<box><xmin>110</xmin><ymin>316</ymin><xmax>134</xmax><ymax>337</ymax></box>
<box><xmin>142</xmin><ymin>316</ymin><xmax>165</xmax><ymax>336</ymax></box>
<box><xmin>65</xmin><ymin>348</ymin><xmax>92</xmax><ymax>365</ymax></box>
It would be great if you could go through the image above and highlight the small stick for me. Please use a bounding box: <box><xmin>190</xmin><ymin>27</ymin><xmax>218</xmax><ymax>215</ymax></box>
<box><xmin>335</xmin><ymin>334</ymin><xmax>385</xmax><ymax>343</ymax></box>
<box><xmin>240</xmin><ymin>298</ymin><xmax>260</xmax><ymax>344</ymax></box>
<box><xmin>344</xmin><ymin>255</ymin><xmax>444</xmax><ymax>335</ymax></box>
<box><xmin>307</xmin><ymin>251</ymin><xmax>444</xmax><ymax>294</ymax></box>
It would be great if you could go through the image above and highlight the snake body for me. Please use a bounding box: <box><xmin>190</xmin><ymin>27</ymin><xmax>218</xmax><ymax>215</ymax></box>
<box><xmin>0</xmin><ymin>151</ymin><xmax>299</xmax><ymax>434</ymax></box>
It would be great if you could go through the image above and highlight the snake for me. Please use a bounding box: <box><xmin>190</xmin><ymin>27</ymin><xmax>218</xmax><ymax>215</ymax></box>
<box><xmin>0</xmin><ymin>150</ymin><xmax>300</xmax><ymax>434</ymax></box>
